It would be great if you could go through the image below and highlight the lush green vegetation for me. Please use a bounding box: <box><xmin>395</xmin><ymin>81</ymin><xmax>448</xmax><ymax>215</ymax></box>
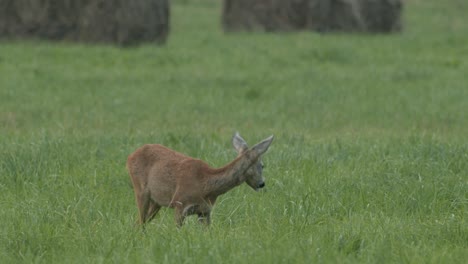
<box><xmin>0</xmin><ymin>0</ymin><xmax>467</xmax><ymax>263</ymax></box>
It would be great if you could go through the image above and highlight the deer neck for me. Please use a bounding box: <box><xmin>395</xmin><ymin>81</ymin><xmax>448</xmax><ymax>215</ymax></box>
<box><xmin>205</xmin><ymin>152</ymin><xmax>255</xmax><ymax>197</ymax></box>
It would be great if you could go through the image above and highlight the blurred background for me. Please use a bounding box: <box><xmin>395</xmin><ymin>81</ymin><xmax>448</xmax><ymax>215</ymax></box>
<box><xmin>0</xmin><ymin>1</ymin><xmax>467</xmax><ymax>263</ymax></box>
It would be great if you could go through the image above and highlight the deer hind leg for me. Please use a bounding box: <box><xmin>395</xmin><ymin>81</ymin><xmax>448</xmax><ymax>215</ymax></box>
<box><xmin>145</xmin><ymin>201</ymin><xmax>161</xmax><ymax>223</ymax></box>
<box><xmin>136</xmin><ymin>190</ymin><xmax>151</xmax><ymax>224</ymax></box>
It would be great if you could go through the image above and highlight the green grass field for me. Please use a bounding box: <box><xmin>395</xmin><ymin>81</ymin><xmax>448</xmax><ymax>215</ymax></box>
<box><xmin>1</xmin><ymin>0</ymin><xmax>467</xmax><ymax>263</ymax></box>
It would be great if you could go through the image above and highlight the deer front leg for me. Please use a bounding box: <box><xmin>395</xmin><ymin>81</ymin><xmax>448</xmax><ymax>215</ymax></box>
<box><xmin>174</xmin><ymin>204</ymin><xmax>186</xmax><ymax>227</ymax></box>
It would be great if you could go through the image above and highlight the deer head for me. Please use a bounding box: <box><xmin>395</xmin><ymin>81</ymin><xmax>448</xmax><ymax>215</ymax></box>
<box><xmin>232</xmin><ymin>132</ymin><xmax>272</xmax><ymax>191</ymax></box>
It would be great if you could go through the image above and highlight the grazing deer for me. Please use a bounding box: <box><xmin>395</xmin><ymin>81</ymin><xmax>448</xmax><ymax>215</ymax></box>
<box><xmin>127</xmin><ymin>132</ymin><xmax>274</xmax><ymax>227</ymax></box>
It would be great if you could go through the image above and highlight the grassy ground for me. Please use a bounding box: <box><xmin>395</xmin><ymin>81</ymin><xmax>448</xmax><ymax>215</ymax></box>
<box><xmin>1</xmin><ymin>0</ymin><xmax>467</xmax><ymax>263</ymax></box>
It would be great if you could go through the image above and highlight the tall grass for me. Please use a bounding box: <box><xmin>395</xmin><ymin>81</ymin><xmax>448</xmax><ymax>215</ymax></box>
<box><xmin>1</xmin><ymin>0</ymin><xmax>467</xmax><ymax>263</ymax></box>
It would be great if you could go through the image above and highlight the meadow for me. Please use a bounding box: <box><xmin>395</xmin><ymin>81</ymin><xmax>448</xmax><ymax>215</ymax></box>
<box><xmin>0</xmin><ymin>0</ymin><xmax>467</xmax><ymax>263</ymax></box>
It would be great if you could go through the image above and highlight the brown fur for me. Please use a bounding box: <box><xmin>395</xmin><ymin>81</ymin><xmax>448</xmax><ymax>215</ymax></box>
<box><xmin>127</xmin><ymin>133</ymin><xmax>274</xmax><ymax>227</ymax></box>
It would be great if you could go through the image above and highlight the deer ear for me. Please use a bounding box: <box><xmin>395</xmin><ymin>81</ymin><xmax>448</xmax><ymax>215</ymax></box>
<box><xmin>232</xmin><ymin>132</ymin><xmax>248</xmax><ymax>154</ymax></box>
<box><xmin>252</xmin><ymin>135</ymin><xmax>274</xmax><ymax>156</ymax></box>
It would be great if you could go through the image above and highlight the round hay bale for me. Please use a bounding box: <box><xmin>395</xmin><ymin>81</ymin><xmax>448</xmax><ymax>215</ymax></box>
<box><xmin>79</xmin><ymin>0</ymin><xmax>170</xmax><ymax>46</ymax></box>
<box><xmin>0</xmin><ymin>0</ymin><xmax>170</xmax><ymax>46</ymax></box>
<box><xmin>222</xmin><ymin>0</ymin><xmax>403</xmax><ymax>33</ymax></box>
<box><xmin>1</xmin><ymin>0</ymin><xmax>89</xmax><ymax>40</ymax></box>
<box><xmin>358</xmin><ymin>0</ymin><xmax>403</xmax><ymax>32</ymax></box>
<box><xmin>306</xmin><ymin>0</ymin><xmax>365</xmax><ymax>32</ymax></box>
<box><xmin>222</xmin><ymin>0</ymin><xmax>309</xmax><ymax>32</ymax></box>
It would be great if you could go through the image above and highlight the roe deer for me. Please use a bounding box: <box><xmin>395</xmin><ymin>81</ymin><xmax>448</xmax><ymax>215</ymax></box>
<box><xmin>127</xmin><ymin>132</ymin><xmax>274</xmax><ymax>227</ymax></box>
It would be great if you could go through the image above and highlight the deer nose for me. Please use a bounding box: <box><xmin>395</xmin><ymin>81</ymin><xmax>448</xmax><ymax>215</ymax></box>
<box><xmin>258</xmin><ymin>182</ymin><xmax>265</xmax><ymax>189</ymax></box>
